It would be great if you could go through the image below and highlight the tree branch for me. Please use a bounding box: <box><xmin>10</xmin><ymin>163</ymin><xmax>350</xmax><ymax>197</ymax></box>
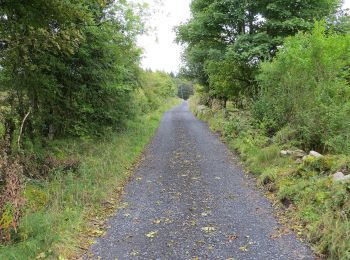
<box><xmin>17</xmin><ymin>108</ymin><xmax>31</xmax><ymax>150</ymax></box>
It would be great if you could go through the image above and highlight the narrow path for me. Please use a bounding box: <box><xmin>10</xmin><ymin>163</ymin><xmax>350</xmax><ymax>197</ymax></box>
<box><xmin>88</xmin><ymin>102</ymin><xmax>314</xmax><ymax>260</ymax></box>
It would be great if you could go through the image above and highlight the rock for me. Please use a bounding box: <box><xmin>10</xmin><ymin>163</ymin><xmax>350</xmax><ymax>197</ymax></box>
<box><xmin>281</xmin><ymin>149</ymin><xmax>306</xmax><ymax>158</ymax></box>
<box><xmin>293</xmin><ymin>149</ymin><xmax>307</xmax><ymax>158</ymax></box>
<box><xmin>302</xmin><ymin>155</ymin><xmax>310</xmax><ymax>161</ymax></box>
<box><xmin>295</xmin><ymin>158</ymin><xmax>303</xmax><ymax>164</ymax></box>
<box><xmin>280</xmin><ymin>150</ymin><xmax>291</xmax><ymax>156</ymax></box>
<box><xmin>197</xmin><ymin>105</ymin><xmax>207</xmax><ymax>115</ymax></box>
<box><xmin>309</xmin><ymin>150</ymin><xmax>323</xmax><ymax>158</ymax></box>
<box><xmin>333</xmin><ymin>172</ymin><xmax>350</xmax><ymax>182</ymax></box>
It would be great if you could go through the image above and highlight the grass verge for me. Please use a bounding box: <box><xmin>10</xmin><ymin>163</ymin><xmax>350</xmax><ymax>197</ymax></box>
<box><xmin>190</xmin><ymin>96</ymin><xmax>350</xmax><ymax>260</ymax></box>
<box><xmin>0</xmin><ymin>98</ymin><xmax>181</xmax><ymax>259</ymax></box>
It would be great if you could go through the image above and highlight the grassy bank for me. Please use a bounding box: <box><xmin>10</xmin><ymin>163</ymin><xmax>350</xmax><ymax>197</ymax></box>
<box><xmin>0</xmin><ymin>98</ymin><xmax>181</xmax><ymax>259</ymax></box>
<box><xmin>190</xmin><ymin>96</ymin><xmax>350</xmax><ymax>260</ymax></box>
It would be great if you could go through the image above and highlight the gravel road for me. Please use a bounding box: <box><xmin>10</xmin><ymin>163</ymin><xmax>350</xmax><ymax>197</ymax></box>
<box><xmin>88</xmin><ymin>101</ymin><xmax>314</xmax><ymax>260</ymax></box>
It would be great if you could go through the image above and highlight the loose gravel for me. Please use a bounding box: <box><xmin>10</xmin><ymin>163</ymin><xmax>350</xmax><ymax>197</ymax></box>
<box><xmin>88</xmin><ymin>101</ymin><xmax>314</xmax><ymax>260</ymax></box>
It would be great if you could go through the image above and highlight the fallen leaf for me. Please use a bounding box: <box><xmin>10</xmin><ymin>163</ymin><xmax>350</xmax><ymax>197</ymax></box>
<box><xmin>153</xmin><ymin>219</ymin><xmax>161</xmax><ymax>224</ymax></box>
<box><xmin>201</xmin><ymin>226</ymin><xmax>216</xmax><ymax>233</ymax></box>
<box><xmin>146</xmin><ymin>231</ymin><xmax>158</xmax><ymax>238</ymax></box>
<box><xmin>201</xmin><ymin>212</ymin><xmax>210</xmax><ymax>217</ymax></box>
<box><xmin>118</xmin><ymin>202</ymin><xmax>129</xmax><ymax>209</ymax></box>
<box><xmin>190</xmin><ymin>220</ymin><xmax>197</xmax><ymax>226</ymax></box>
<box><xmin>239</xmin><ymin>245</ymin><xmax>248</xmax><ymax>252</ymax></box>
<box><xmin>227</xmin><ymin>194</ymin><xmax>236</xmax><ymax>200</ymax></box>
<box><xmin>228</xmin><ymin>234</ymin><xmax>238</xmax><ymax>242</ymax></box>
<box><xmin>130</xmin><ymin>250</ymin><xmax>140</xmax><ymax>256</ymax></box>
<box><xmin>270</xmin><ymin>227</ymin><xmax>290</xmax><ymax>239</ymax></box>
<box><xmin>91</xmin><ymin>229</ymin><xmax>105</xmax><ymax>236</ymax></box>
<box><xmin>164</xmin><ymin>218</ymin><xmax>173</xmax><ymax>224</ymax></box>
<box><xmin>36</xmin><ymin>252</ymin><xmax>46</xmax><ymax>259</ymax></box>
<box><xmin>167</xmin><ymin>240</ymin><xmax>175</xmax><ymax>247</ymax></box>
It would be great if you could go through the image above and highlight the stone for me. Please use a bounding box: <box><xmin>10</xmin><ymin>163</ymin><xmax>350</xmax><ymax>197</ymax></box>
<box><xmin>295</xmin><ymin>158</ymin><xmax>303</xmax><ymax>164</ymax></box>
<box><xmin>281</xmin><ymin>149</ymin><xmax>306</xmax><ymax>158</ymax></box>
<box><xmin>293</xmin><ymin>149</ymin><xmax>307</xmax><ymax>158</ymax></box>
<box><xmin>280</xmin><ymin>150</ymin><xmax>290</xmax><ymax>156</ymax></box>
<box><xmin>197</xmin><ymin>105</ymin><xmax>207</xmax><ymax>114</ymax></box>
<box><xmin>333</xmin><ymin>172</ymin><xmax>350</xmax><ymax>182</ymax></box>
<box><xmin>302</xmin><ymin>155</ymin><xmax>310</xmax><ymax>161</ymax></box>
<box><xmin>309</xmin><ymin>150</ymin><xmax>323</xmax><ymax>158</ymax></box>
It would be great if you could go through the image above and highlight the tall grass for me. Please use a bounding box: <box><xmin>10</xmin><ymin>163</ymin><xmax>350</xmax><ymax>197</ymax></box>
<box><xmin>0</xmin><ymin>98</ymin><xmax>180</xmax><ymax>259</ymax></box>
<box><xmin>190</xmin><ymin>96</ymin><xmax>350</xmax><ymax>259</ymax></box>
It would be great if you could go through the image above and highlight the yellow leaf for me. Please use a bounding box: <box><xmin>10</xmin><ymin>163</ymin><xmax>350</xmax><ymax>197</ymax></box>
<box><xmin>146</xmin><ymin>231</ymin><xmax>158</xmax><ymax>238</ymax></box>
<box><xmin>239</xmin><ymin>245</ymin><xmax>248</xmax><ymax>252</ymax></box>
<box><xmin>130</xmin><ymin>250</ymin><xmax>140</xmax><ymax>256</ymax></box>
<box><xmin>201</xmin><ymin>226</ymin><xmax>215</xmax><ymax>233</ymax></box>
<box><xmin>36</xmin><ymin>252</ymin><xmax>46</xmax><ymax>259</ymax></box>
<box><xmin>153</xmin><ymin>219</ymin><xmax>161</xmax><ymax>224</ymax></box>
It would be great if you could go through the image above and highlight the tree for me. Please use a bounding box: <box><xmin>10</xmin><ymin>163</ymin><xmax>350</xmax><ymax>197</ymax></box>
<box><xmin>0</xmin><ymin>0</ymin><xmax>144</xmax><ymax>144</ymax></box>
<box><xmin>253</xmin><ymin>23</ymin><xmax>350</xmax><ymax>152</ymax></box>
<box><xmin>175</xmin><ymin>78</ymin><xmax>194</xmax><ymax>100</ymax></box>
<box><xmin>176</xmin><ymin>0</ymin><xmax>340</xmax><ymax>105</ymax></box>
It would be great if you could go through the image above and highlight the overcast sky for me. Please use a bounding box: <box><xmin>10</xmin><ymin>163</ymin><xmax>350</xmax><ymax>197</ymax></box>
<box><xmin>137</xmin><ymin>0</ymin><xmax>350</xmax><ymax>73</ymax></box>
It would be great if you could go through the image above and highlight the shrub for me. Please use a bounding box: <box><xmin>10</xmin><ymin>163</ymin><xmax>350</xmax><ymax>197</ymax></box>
<box><xmin>0</xmin><ymin>138</ymin><xmax>25</xmax><ymax>242</ymax></box>
<box><xmin>254</xmin><ymin>22</ymin><xmax>350</xmax><ymax>153</ymax></box>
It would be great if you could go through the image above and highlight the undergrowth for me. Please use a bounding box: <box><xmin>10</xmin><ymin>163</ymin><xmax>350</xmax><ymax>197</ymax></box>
<box><xmin>0</xmin><ymin>98</ymin><xmax>181</xmax><ymax>259</ymax></box>
<box><xmin>190</xmin><ymin>96</ymin><xmax>350</xmax><ymax>260</ymax></box>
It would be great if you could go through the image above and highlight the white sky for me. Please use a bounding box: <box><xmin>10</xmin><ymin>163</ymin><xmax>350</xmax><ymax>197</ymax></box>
<box><xmin>137</xmin><ymin>0</ymin><xmax>191</xmax><ymax>73</ymax></box>
<box><xmin>137</xmin><ymin>0</ymin><xmax>350</xmax><ymax>73</ymax></box>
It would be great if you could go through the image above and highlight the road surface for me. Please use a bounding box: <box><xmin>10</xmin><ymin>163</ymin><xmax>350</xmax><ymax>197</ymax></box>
<box><xmin>88</xmin><ymin>102</ymin><xmax>314</xmax><ymax>260</ymax></box>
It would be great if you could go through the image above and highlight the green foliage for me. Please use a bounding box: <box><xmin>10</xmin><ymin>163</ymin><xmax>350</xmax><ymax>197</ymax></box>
<box><xmin>176</xmin><ymin>0</ymin><xmax>340</xmax><ymax>103</ymax></box>
<box><xmin>133</xmin><ymin>71</ymin><xmax>177</xmax><ymax>114</ymax></box>
<box><xmin>174</xmin><ymin>78</ymin><xmax>194</xmax><ymax>100</ymax></box>
<box><xmin>205</xmin><ymin>51</ymin><xmax>257</xmax><ymax>103</ymax></box>
<box><xmin>0</xmin><ymin>203</ymin><xmax>16</xmax><ymax>236</ymax></box>
<box><xmin>254</xmin><ymin>22</ymin><xmax>350</xmax><ymax>153</ymax></box>
<box><xmin>23</xmin><ymin>185</ymin><xmax>49</xmax><ymax>212</ymax></box>
<box><xmin>272</xmin><ymin>126</ymin><xmax>300</xmax><ymax>147</ymax></box>
<box><xmin>187</xmin><ymin>3</ymin><xmax>350</xmax><ymax>259</ymax></box>
<box><xmin>0</xmin><ymin>0</ymin><xmax>144</xmax><ymax>140</ymax></box>
<box><xmin>0</xmin><ymin>0</ymin><xmax>180</xmax><ymax>256</ymax></box>
<box><xmin>0</xmin><ymin>98</ymin><xmax>180</xmax><ymax>259</ymax></box>
<box><xmin>191</xmin><ymin>96</ymin><xmax>350</xmax><ymax>259</ymax></box>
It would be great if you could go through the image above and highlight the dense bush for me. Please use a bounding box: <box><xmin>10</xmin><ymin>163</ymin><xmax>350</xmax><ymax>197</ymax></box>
<box><xmin>186</xmin><ymin>2</ymin><xmax>350</xmax><ymax>259</ymax></box>
<box><xmin>134</xmin><ymin>71</ymin><xmax>177</xmax><ymax>114</ymax></box>
<box><xmin>254</xmin><ymin>23</ymin><xmax>350</xmax><ymax>153</ymax></box>
<box><xmin>0</xmin><ymin>0</ymin><xmax>143</xmax><ymax>143</ymax></box>
<box><xmin>176</xmin><ymin>0</ymin><xmax>339</xmax><ymax>105</ymax></box>
<box><xmin>191</xmin><ymin>96</ymin><xmax>350</xmax><ymax>259</ymax></box>
<box><xmin>174</xmin><ymin>78</ymin><xmax>194</xmax><ymax>100</ymax></box>
<box><xmin>0</xmin><ymin>0</ymin><xmax>179</xmax><ymax>254</ymax></box>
